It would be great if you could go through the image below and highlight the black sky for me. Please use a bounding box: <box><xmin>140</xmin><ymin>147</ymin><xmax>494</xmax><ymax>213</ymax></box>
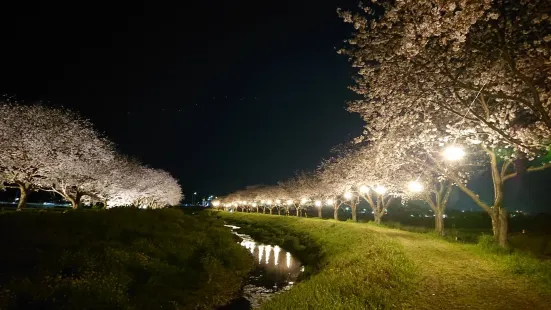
<box><xmin>0</xmin><ymin>0</ymin><xmax>364</xmax><ymax>200</ymax></box>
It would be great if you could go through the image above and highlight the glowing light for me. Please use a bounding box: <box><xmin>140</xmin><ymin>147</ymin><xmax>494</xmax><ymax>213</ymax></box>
<box><xmin>266</xmin><ymin>200</ymin><xmax>272</xmax><ymax>205</ymax></box>
<box><xmin>300</xmin><ymin>198</ymin><xmax>308</xmax><ymax>204</ymax></box>
<box><xmin>359</xmin><ymin>185</ymin><xmax>369</xmax><ymax>193</ymax></box>
<box><xmin>212</xmin><ymin>200</ymin><xmax>220</xmax><ymax>207</ymax></box>
<box><xmin>252</xmin><ymin>202</ymin><xmax>257</xmax><ymax>207</ymax></box>
<box><xmin>443</xmin><ymin>145</ymin><xmax>465</xmax><ymax>161</ymax></box>
<box><xmin>275</xmin><ymin>199</ymin><xmax>281</xmax><ymax>204</ymax></box>
<box><xmin>314</xmin><ymin>200</ymin><xmax>322</xmax><ymax>207</ymax></box>
<box><xmin>265</xmin><ymin>245</ymin><xmax>272</xmax><ymax>264</ymax></box>
<box><xmin>260</xmin><ymin>200</ymin><xmax>265</xmax><ymax>203</ymax></box>
<box><xmin>375</xmin><ymin>186</ymin><xmax>387</xmax><ymax>195</ymax></box>
<box><xmin>326</xmin><ymin>198</ymin><xmax>334</xmax><ymax>205</ymax></box>
<box><xmin>286</xmin><ymin>252</ymin><xmax>291</xmax><ymax>268</ymax></box>
<box><xmin>344</xmin><ymin>192</ymin><xmax>352</xmax><ymax>200</ymax></box>
<box><xmin>273</xmin><ymin>246</ymin><xmax>281</xmax><ymax>265</ymax></box>
<box><xmin>258</xmin><ymin>245</ymin><xmax>264</xmax><ymax>263</ymax></box>
<box><xmin>408</xmin><ymin>181</ymin><xmax>423</xmax><ymax>193</ymax></box>
<box><xmin>243</xmin><ymin>201</ymin><xmax>248</xmax><ymax>205</ymax></box>
<box><xmin>286</xmin><ymin>199</ymin><xmax>293</xmax><ymax>206</ymax></box>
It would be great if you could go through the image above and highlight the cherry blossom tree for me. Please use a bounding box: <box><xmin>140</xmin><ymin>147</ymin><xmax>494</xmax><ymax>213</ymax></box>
<box><xmin>1</xmin><ymin>102</ymin><xmax>183</xmax><ymax>210</ymax></box>
<box><xmin>317</xmin><ymin>158</ymin><xmax>350</xmax><ymax>220</ymax></box>
<box><xmin>340</xmin><ymin>0</ymin><xmax>551</xmax><ymax>247</ymax></box>
<box><xmin>0</xmin><ymin>104</ymin><xmax>58</xmax><ymax>209</ymax></box>
<box><xmin>0</xmin><ymin>103</ymin><xmax>116</xmax><ymax>209</ymax></box>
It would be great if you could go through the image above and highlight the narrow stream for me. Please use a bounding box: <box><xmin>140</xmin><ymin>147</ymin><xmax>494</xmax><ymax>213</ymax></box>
<box><xmin>221</xmin><ymin>225</ymin><xmax>303</xmax><ymax>309</ymax></box>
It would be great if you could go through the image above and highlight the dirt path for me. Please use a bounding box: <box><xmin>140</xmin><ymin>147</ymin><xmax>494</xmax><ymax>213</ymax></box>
<box><xmin>368</xmin><ymin>226</ymin><xmax>551</xmax><ymax>309</ymax></box>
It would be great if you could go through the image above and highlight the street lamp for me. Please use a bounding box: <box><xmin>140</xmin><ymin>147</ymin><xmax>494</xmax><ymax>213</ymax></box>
<box><xmin>443</xmin><ymin>145</ymin><xmax>465</xmax><ymax>161</ymax></box>
<box><xmin>408</xmin><ymin>181</ymin><xmax>423</xmax><ymax>193</ymax></box>
<box><xmin>266</xmin><ymin>199</ymin><xmax>272</xmax><ymax>205</ymax></box>
<box><xmin>192</xmin><ymin>192</ymin><xmax>197</xmax><ymax>205</ymax></box>
<box><xmin>359</xmin><ymin>185</ymin><xmax>369</xmax><ymax>194</ymax></box>
<box><xmin>326</xmin><ymin>198</ymin><xmax>334</xmax><ymax>205</ymax></box>
<box><xmin>314</xmin><ymin>200</ymin><xmax>322</xmax><ymax>207</ymax></box>
<box><xmin>344</xmin><ymin>192</ymin><xmax>352</xmax><ymax>200</ymax></box>
<box><xmin>375</xmin><ymin>186</ymin><xmax>387</xmax><ymax>195</ymax></box>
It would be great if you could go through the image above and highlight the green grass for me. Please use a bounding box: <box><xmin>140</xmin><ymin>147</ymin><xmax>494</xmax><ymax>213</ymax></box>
<box><xmin>219</xmin><ymin>212</ymin><xmax>551</xmax><ymax>309</ymax></box>
<box><xmin>0</xmin><ymin>208</ymin><xmax>253</xmax><ymax>309</ymax></box>
<box><xmin>218</xmin><ymin>212</ymin><xmax>419</xmax><ymax>309</ymax></box>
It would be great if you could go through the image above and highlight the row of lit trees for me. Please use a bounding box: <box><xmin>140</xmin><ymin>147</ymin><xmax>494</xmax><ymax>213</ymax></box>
<box><xmin>0</xmin><ymin>103</ymin><xmax>183</xmax><ymax>209</ymax></box>
<box><xmin>218</xmin><ymin>1</ymin><xmax>551</xmax><ymax>247</ymax></box>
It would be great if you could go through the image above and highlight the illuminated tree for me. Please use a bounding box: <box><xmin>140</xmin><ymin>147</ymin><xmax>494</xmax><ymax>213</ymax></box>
<box><xmin>317</xmin><ymin>146</ymin><xmax>362</xmax><ymax>221</ymax></box>
<box><xmin>0</xmin><ymin>104</ymin><xmax>56</xmax><ymax>209</ymax></box>
<box><xmin>0</xmin><ymin>103</ymin><xmax>182</xmax><ymax>210</ymax></box>
<box><xmin>0</xmin><ymin>104</ymin><xmax>115</xmax><ymax>209</ymax></box>
<box><xmin>279</xmin><ymin>172</ymin><xmax>317</xmax><ymax>217</ymax></box>
<box><xmin>340</xmin><ymin>0</ymin><xmax>551</xmax><ymax>246</ymax></box>
<box><xmin>317</xmin><ymin>158</ymin><xmax>349</xmax><ymax>220</ymax></box>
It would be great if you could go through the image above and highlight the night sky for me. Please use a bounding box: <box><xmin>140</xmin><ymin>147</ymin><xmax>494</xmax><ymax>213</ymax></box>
<box><xmin>1</xmin><ymin>1</ymin><xmax>550</xmax><ymax>212</ymax></box>
<box><xmin>1</xmin><ymin>0</ymin><xmax>363</xmax><ymax>200</ymax></box>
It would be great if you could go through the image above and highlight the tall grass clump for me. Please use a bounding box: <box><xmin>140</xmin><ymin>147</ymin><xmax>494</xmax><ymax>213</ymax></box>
<box><xmin>475</xmin><ymin>235</ymin><xmax>551</xmax><ymax>292</ymax></box>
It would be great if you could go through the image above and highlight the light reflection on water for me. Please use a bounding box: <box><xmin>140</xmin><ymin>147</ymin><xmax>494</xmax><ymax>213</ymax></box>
<box><xmin>223</xmin><ymin>225</ymin><xmax>303</xmax><ymax>309</ymax></box>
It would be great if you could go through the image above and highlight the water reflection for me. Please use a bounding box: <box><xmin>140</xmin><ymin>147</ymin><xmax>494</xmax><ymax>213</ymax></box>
<box><xmin>273</xmin><ymin>246</ymin><xmax>280</xmax><ymax>266</ymax></box>
<box><xmin>236</xmin><ymin>232</ymin><xmax>301</xmax><ymax>279</ymax></box>
<box><xmin>223</xmin><ymin>225</ymin><xmax>303</xmax><ymax>309</ymax></box>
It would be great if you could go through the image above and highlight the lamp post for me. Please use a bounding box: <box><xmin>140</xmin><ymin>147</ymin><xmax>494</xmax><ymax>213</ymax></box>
<box><xmin>286</xmin><ymin>200</ymin><xmax>293</xmax><ymax>216</ymax></box>
<box><xmin>192</xmin><ymin>192</ymin><xmax>197</xmax><ymax>205</ymax></box>
<box><xmin>343</xmin><ymin>191</ymin><xmax>358</xmax><ymax>222</ymax></box>
<box><xmin>315</xmin><ymin>200</ymin><xmax>322</xmax><ymax>218</ymax></box>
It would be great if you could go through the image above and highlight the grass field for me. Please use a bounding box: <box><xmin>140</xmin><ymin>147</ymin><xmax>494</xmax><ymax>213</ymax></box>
<box><xmin>218</xmin><ymin>212</ymin><xmax>551</xmax><ymax>310</ymax></box>
<box><xmin>0</xmin><ymin>208</ymin><xmax>253</xmax><ymax>309</ymax></box>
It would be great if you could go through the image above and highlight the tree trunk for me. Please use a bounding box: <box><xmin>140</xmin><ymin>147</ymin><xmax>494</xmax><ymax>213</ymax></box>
<box><xmin>296</xmin><ymin>209</ymin><xmax>300</xmax><ymax>217</ymax></box>
<box><xmin>68</xmin><ymin>197</ymin><xmax>78</xmax><ymax>209</ymax></box>
<box><xmin>278</xmin><ymin>209</ymin><xmax>281</xmax><ymax>215</ymax></box>
<box><xmin>318</xmin><ymin>208</ymin><xmax>322</xmax><ymax>218</ymax></box>
<box><xmin>374</xmin><ymin>212</ymin><xmax>381</xmax><ymax>225</ymax></box>
<box><xmin>351</xmin><ymin>204</ymin><xmax>357</xmax><ymax>222</ymax></box>
<box><xmin>269</xmin><ymin>208</ymin><xmax>273</xmax><ymax>215</ymax></box>
<box><xmin>16</xmin><ymin>183</ymin><xmax>30</xmax><ymax>210</ymax></box>
<box><xmin>435</xmin><ymin>211</ymin><xmax>444</xmax><ymax>235</ymax></box>
<box><xmin>493</xmin><ymin>208</ymin><xmax>508</xmax><ymax>247</ymax></box>
<box><xmin>333</xmin><ymin>208</ymin><xmax>338</xmax><ymax>220</ymax></box>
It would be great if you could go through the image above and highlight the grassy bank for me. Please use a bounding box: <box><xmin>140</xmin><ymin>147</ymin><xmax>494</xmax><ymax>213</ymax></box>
<box><xmin>219</xmin><ymin>212</ymin><xmax>551</xmax><ymax>309</ymax></box>
<box><xmin>0</xmin><ymin>208</ymin><xmax>253</xmax><ymax>309</ymax></box>
<box><xmin>218</xmin><ymin>212</ymin><xmax>419</xmax><ymax>309</ymax></box>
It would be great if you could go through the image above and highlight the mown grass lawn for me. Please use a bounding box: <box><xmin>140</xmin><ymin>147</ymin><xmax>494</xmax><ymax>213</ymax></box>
<box><xmin>218</xmin><ymin>212</ymin><xmax>551</xmax><ymax>310</ymax></box>
<box><xmin>0</xmin><ymin>208</ymin><xmax>253</xmax><ymax>309</ymax></box>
